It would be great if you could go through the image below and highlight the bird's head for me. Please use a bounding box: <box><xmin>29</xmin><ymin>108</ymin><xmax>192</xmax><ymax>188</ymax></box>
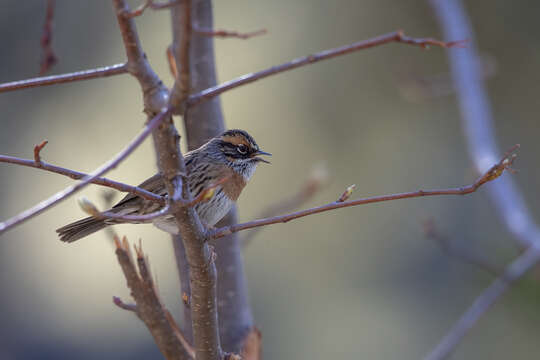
<box><xmin>206</xmin><ymin>129</ymin><xmax>271</xmax><ymax>178</ymax></box>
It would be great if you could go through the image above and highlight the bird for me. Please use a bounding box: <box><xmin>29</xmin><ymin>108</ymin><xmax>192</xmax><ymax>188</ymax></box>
<box><xmin>56</xmin><ymin>129</ymin><xmax>271</xmax><ymax>243</ymax></box>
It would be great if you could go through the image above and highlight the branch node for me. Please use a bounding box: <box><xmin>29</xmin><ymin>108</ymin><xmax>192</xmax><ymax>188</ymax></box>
<box><xmin>337</xmin><ymin>184</ymin><xmax>356</xmax><ymax>202</ymax></box>
<box><xmin>33</xmin><ymin>140</ymin><xmax>48</xmax><ymax>165</ymax></box>
<box><xmin>113</xmin><ymin>296</ymin><xmax>137</xmax><ymax>312</ymax></box>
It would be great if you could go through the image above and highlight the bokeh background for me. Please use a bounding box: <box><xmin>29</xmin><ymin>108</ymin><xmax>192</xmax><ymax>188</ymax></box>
<box><xmin>1</xmin><ymin>1</ymin><xmax>540</xmax><ymax>359</ymax></box>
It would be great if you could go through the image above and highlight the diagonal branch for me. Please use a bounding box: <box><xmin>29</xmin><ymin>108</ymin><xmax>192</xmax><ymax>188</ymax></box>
<box><xmin>187</xmin><ymin>30</ymin><xmax>466</xmax><ymax>109</ymax></box>
<box><xmin>211</xmin><ymin>149</ymin><xmax>517</xmax><ymax>240</ymax></box>
<box><xmin>193</xmin><ymin>26</ymin><xmax>267</xmax><ymax>40</ymax></box>
<box><xmin>0</xmin><ymin>154</ymin><xmax>164</xmax><ymax>204</ymax></box>
<box><xmin>0</xmin><ymin>63</ymin><xmax>127</xmax><ymax>93</ymax></box>
<box><xmin>0</xmin><ymin>107</ymin><xmax>171</xmax><ymax>235</ymax></box>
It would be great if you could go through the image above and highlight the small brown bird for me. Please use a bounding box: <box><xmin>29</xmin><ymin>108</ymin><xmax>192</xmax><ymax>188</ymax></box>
<box><xmin>56</xmin><ymin>129</ymin><xmax>270</xmax><ymax>242</ymax></box>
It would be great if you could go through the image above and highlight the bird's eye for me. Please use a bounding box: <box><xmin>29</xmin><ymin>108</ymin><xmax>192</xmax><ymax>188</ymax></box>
<box><xmin>237</xmin><ymin>144</ymin><xmax>248</xmax><ymax>154</ymax></box>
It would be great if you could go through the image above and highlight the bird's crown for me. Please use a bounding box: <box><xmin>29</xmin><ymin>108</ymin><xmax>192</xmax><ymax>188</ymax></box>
<box><xmin>215</xmin><ymin>129</ymin><xmax>271</xmax><ymax>163</ymax></box>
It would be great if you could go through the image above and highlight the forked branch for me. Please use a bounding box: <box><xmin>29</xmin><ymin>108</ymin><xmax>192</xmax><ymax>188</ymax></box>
<box><xmin>114</xmin><ymin>237</ymin><xmax>192</xmax><ymax>360</ymax></box>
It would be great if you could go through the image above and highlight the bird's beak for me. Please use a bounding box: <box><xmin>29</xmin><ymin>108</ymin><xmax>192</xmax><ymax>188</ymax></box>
<box><xmin>252</xmin><ymin>150</ymin><xmax>272</xmax><ymax>164</ymax></box>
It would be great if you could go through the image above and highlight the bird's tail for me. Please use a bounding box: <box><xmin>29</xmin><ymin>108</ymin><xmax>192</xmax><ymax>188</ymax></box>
<box><xmin>56</xmin><ymin>217</ymin><xmax>109</xmax><ymax>243</ymax></box>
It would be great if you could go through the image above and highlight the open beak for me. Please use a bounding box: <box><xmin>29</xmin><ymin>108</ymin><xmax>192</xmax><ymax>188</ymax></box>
<box><xmin>252</xmin><ymin>150</ymin><xmax>272</xmax><ymax>164</ymax></box>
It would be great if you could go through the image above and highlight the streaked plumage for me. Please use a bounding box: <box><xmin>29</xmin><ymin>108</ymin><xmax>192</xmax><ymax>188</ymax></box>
<box><xmin>56</xmin><ymin>129</ymin><xmax>270</xmax><ymax>242</ymax></box>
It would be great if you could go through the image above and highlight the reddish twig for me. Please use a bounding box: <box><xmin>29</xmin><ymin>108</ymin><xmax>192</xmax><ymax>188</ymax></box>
<box><xmin>33</xmin><ymin>140</ymin><xmax>48</xmax><ymax>165</ymax></box>
<box><xmin>39</xmin><ymin>0</ymin><xmax>58</xmax><ymax>75</ymax></box>
<box><xmin>0</xmin><ymin>107</ymin><xmax>171</xmax><ymax>235</ymax></box>
<box><xmin>0</xmin><ymin>154</ymin><xmax>164</xmax><ymax>204</ymax></box>
<box><xmin>211</xmin><ymin>147</ymin><xmax>518</xmax><ymax>240</ymax></box>
<box><xmin>0</xmin><ymin>63</ymin><xmax>127</xmax><ymax>93</ymax></box>
<box><xmin>187</xmin><ymin>30</ymin><xmax>466</xmax><ymax>109</ymax></box>
<box><xmin>123</xmin><ymin>0</ymin><xmax>181</xmax><ymax>18</ymax></box>
<box><xmin>193</xmin><ymin>26</ymin><xmax>267</xmax><ymax>40</ymax></box>
<box><xmin>113</xmin><ymin>296</ymin><xmax>137</xmax><ymax>312</ymax></box>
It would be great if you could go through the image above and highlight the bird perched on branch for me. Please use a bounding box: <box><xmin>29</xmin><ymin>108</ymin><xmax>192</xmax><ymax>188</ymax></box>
<box><xmin>56</xmin><ymin>129</ymin><xmax>271</xmax><ymax>242</ymax></box>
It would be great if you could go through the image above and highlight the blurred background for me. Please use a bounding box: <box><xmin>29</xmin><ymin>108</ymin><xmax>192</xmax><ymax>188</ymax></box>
<box><xmin>1</xmin><ymin>0</ymin><xmax>540</xmax><ymax>359</ymax></box>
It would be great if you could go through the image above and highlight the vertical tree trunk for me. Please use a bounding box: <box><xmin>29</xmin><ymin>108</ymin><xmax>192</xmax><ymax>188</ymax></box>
<box><xmin>171</xmin><ymin>0</ymin><xmax>254</xmax><ymax>352</ymax></box>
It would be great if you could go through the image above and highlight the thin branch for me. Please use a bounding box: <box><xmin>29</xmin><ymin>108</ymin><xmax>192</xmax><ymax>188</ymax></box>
<box><xmin>0</xmin><ymin>107</ymin><xmax>171</xmax><ymax>235</ymax></box>
<box><xmin>0</xmin><ymin>154</ymin><xmax>164</xmax><ymax>204</ymax></box>
<box><xmin>187</xmin><ymin>30</ymin><xmax>466</xmax><ymax>109</ymax></box>
<box><xmin>113</xmin><ymin>296</ymin><xmax>137</xmax><ymax>312</ymax></box>
<box><xmin>193</xmin><ymin>26</ymin><xmax>267</xmax><ymax>40</ymax></box>
<box><xmin>211</xmin><ymin>149</ymin><xmax>517</xmax><ymax>240</ymax></box>
<box><xmin>423</xmin><ymin>246</ymin><xmax>540</xmax><ymax>360</ymax></box>
<box><xmin>423</xmin><ymin>219</ymin><xmax>502</xmax><ymax>276</ymax></box>
<box><xmin>115</xmin><ymin>237</ymin><xmax>192</xmax><ymax>360</ymax></box>
<box><xmin>113</xmin><ymin>0</ymin><xmax>168</xmax><ymax>111</ymax></box>
<box><xmin>0</xmin><ymin>63</ymin><xmax>127</xmax><ymax>93</ymax></box>
<box><xmin>124</xmin><ymin>0</ymin><xmax>181</xmax><ymax>18</ymax></box>
<box><xmin>33</xmin><ymin>140</ymin><xmax>48</xmax><ymax>164</ymax></box>
<box><xmin>39</xmin><ymin>0</ymin><xmax>58</xmax><ymax>75</ymax></box>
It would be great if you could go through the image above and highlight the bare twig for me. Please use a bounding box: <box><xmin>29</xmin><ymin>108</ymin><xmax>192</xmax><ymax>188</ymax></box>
<box><xmin>0</xmin><ymin>63</ymin><xmax>127</xmax><ymax>93</ymax></box>
<box><xmin>113</xmin><ymin>296</ymin><xmax>137</xmax><ymax>312</ymax></box>
<box><xmin>0</xmin><ymin>107</ymin><xmax>171</xmax><ymax>235</ymax></box>
<box><xmin>39</xmin><ymin>0</ymin><xmax>58</xmax><ymax>75</ymax></box>
<box><xmin>423</xmin><ymin>219</ymin><xmax>502</xmax><ymax>276</ymax></box>
<box><xmin>187</xmin><ymin>30</ymin><xmax>466</xmax><ymax>109</ymax></box>
<box><xmin>33</xmin><ymin>140</ymin><xmax>48</xmax><ymax>164</ymax></box>
<box><xmin>115</xmin><ymin>237</ymin><xmax>192</xmax><ymax>360</ymax></box>
<box><xmin>423</xmin><ymin>246</ymin><xmax>540</xmax><ymax>360</ymax></box>
<box><xmin>193</xmin><ymin>26</ymin><xmax>267</xmax><ymax>40</ymax></box>
<box><xmin>0</xmin><ymin>154</ymin><xmax>164</xmax><ymax>204</ymax></box>
<box><xmin>337</xmin><ymin>184</ymin><xmax>356</xmax><ymax>202</ymax></box>
<box><xmin>124</xmin><ymin>0</ymin><xmax>181</xmax><ymax>18</ymax></box>
<box><xmin>211</xmin><ymin>149</ymin><xmax>517</xmax><ymax>240</ymax></box>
